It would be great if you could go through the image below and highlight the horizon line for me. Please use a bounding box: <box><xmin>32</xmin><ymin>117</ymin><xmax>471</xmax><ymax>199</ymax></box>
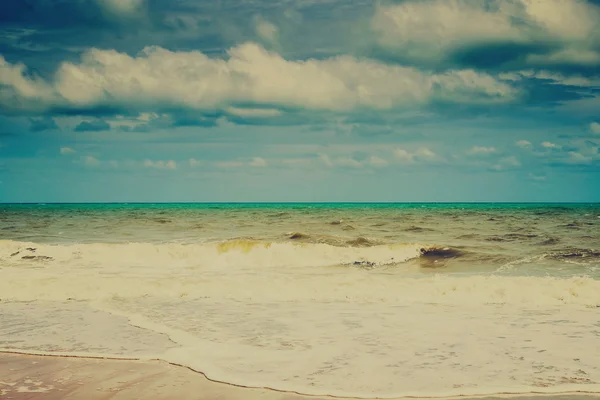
<box><xmin>1</xmin><ymin>202</ymin><xmax>599</xmax><ymax>205</ymax></box>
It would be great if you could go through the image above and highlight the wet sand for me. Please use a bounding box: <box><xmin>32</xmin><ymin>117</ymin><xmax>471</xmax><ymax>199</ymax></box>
<box><xmin>1</xmin><ymin>352</ymin><xmax>599</xmax><ymax>400</ymax></box>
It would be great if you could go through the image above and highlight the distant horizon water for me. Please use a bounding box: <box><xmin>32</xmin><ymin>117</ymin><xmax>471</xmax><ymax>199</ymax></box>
<box><xmin>3</xmin><ymin>201</ymin><xmax>599</xmax><ymax>205</ymax></box>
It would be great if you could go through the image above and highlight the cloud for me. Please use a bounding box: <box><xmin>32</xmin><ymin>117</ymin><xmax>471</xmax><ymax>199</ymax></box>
<box><xmin>393</xmin><ymin>147</ymin><xmax>438</xmax><ymax>163</ymax></box>
<box><xmin>335</xmin><ymin>157</ymin><xmax>364</xmax><ymax>169</ymax></box>
<box><xmin>531</xmin><ymin>138</ymin><xmax>600</xmax><ymax>167</ymax></box>
<box><xmin>541</xmin><ymin>141</ymin><xmax>561</xmax><ymax>150</ymax></box>
<box><xmin>393</xmin><ymin>148</ymin><xmax>414</xmax><ymax>163</ymax></box>
<box><xmin>226</xmin><ymin>107</ymin><xmax>281</xmax><ymax>118</ymax></box>
<box><xmin>79</xmin><ymin>155</ymin><xmax>119</xmax><ymax>168</ymax></box>
<box><xmin>591</xmin><ymin>122</ymin><xmax>600</xmax><ymax>135</ymax></box>
<box><xmin>280</xmin><ymin>158</ymin><xmax>313</xmax><ymax>168</ymax></box>
<box><xmin>75</xmin><ymin>119</ymin><xmax>111</xmax><ymax>132</ymax></box>
<box><xmin>255</xmin><ymin>17</ymin><xmax>278</xmax><ymax>46</ymax></box>
<box><xmin>529</xmin><ymin>173</ymin><xmax>546</xmax><ymax>181</ymax></box>
<box><xmin>372</xmin><ymin>0</ymin><xmax>600</xmax><ymax>69</ymax></box>
<box><xmin>368</xmin><ymin>156</ymin><xmax>388</xmax><ymax>168</ymax></box>
<box><xmin>97</xmin><ymin>0</ymin><xmax>145</xmax><ymax>16</ymax></box>
<box><xmin>318</xmin><ymin>154</ymin><xmax>376</xmax><ymax>169</ymax></box>
<box><xmin>248</xmin><ymin>157</ymin><xmax>268</xmax><ymax>167</ymax></box>
<box><xmin>565</xmin><ymin>151</ymin><xmax>594</xmax><ymax>165</ymax></box>
<box><xmin>515</xmin><ymin>140</ymin><xmax>532</xmax><ymax>148</ymax></box>
<box><xmin>144</xmin><ymin>159</ymin><xmax>177</xmax><ymax>170</ymax></box>
<box><xmin>188</xmin><ymin>158</ymin><xmax>201</xmax><ymax>167</ymax></box>
<box><xmin>0</xmin><ymin>43</ymin><xmax>517</xmax><ymax>116</ymax></box>
<box><xmin>216</xmin><ymin>157</ymin><xmax>268</xmax><ymax>168</ymax></box>
<box><xmin>502</xmin><ymin>70</ymin><xmax>600</xmax><ymax>87</ymax></box>
<box><xmin>526</xmin><ymin>49</ymin><xmax>600</xmax><ymax>67</ymax></box>
<box><xmin>468</xmin><ymin>146</ymin><xmax>497</xmax><ymax>155</ymax></box>
<box><xmin>60</xmin><ymin>147</ymin><xmax>76</xmax><ymax>155</ymax></box>
<box><xmin>83</xmin><ymin>155</ymin><xmax>101</xmax><ymax>167</ymax></box>
<box><xmin>491</xmin><ymin>156</ymin><xmax>521</xmax><ymax>171</ymax></box>
<box><xmin>29</xmin><ymin>117</ymin><xmax>59</xmax><ymax>132</ymax></box>
<box><xmin>0</xmin><ymin>57</ymin><xmax>56</xmax><ymax>113</ymax></box>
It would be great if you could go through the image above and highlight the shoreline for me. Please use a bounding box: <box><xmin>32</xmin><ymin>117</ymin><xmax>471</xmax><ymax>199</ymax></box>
<box><xmin>1</xmin><ymin>352</ymin><xmax>599</xmax><ymax>400</ymax></box>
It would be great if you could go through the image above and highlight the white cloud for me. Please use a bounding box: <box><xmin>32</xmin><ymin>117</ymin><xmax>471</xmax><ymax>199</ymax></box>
<box><xmin>373</xmin><ymin>0</ymin><xmax>519</xmax><ymax>63</ymax></box>
<box><xmin>468</xmin><ymin>146</ymin><xmax>497</xmax><ymax>155</ymax></box>
<box><xmin>535</xmin><ymin>139</ymin><xmax>600</xmax><ymax>166</ymax></box>
<box><xmin>565</xmin><ymin>151</ymin><xmax>593</xmax><ymax>165</ymax></box>
<box><xmin>216</xmin><ymin>157</ymin><xmax>268</xmax><ymax>168</ymax></box>
<box><xmin>529</xmin><ymin>173</ymin><xmax>546</xmax><ymax>181</ymax></box>
<box><xmin>500</xmin><ymin>156</ymin><xmax>521</xmax><ymax>167</ymax></box>
<box><xmin>336</xmin><ymin>157</ymin><xmax>364</xmax><ymax>169</ymax></box>
<box><xmin>504</xmin><ymin>70</ymin><xmax>600</xmax><ymax>87</ymax></box>
<box><xmin>226</xmin><ymin>107</ymin><xmax>281</xmax><ymax>118</ymax></box>
<box><xmin>281</xmin><ymin>158</ymin><xmax>313</xmax><ymax>168</ymax></box>
<box><xmin>372</xmin><ymin>0</ymin><xmax>600</xmax><ymax>67</ymax></box>
<box><xmin>60</xmin><ymin>147</ymin><xmax>75</xmax><ymax>155</ymax></box>
<box><xmin>515</xmin><ymin>140</ymin><xmax>532</xmax><ymax>148</ymax></box>
<box><xmin>0</xmin><ymin>43</ymin><xmax>517</xmax><ymax>114</ymax></box>
<box><xmin>144</xmin><ymin>159</ymin><xmax>177</xmax><ymax>170</ymax></box>
<box><xmin>393</xmin><ymin>148</ymin><xmax>414</xmax><ymax>163</ymax></box>
<box><xmin>78</xmin><ymin>155</ymin><xmax>118</xmax><ymax>168</ymax></box>
<box><xmin>255</xmin><ymin>18</ymin><xmax>279</xmax><ymax>45</ymax></box>
<box><xmin>491</xmin><ymin>156</ymin><xmax>521</xmax><ymax>171</ymax></box>
<box><xmin>249</xmin><ymin>157</ymin><xmax>268</xmax><ymax>167</ymax></box>
<box><xmin>393</xmin><ymin>147</ymin><xmax>438</xmax><ymax>163</ymax></box>
<box><xmin>0</xmin><ymin>57</ymin><xmax>56</xmax><ymax>113</ymax></box>
<box><xmin>83</xmin><ymin>156</ymin><xmax>101</xmax><ymax>167</ymax></box>
<box><xmin>526</xmin><ymin>49</ymin><xmax>600</xmax><ymax>67</ymax></box>
<box><xmin>97</xmin><ymin>0</ymin><xmax>144</xmax><ymax>16</ymax></box>
<box><xmin>137</xmin><ymin>112</ymin><xmax>159</xmax><ymax>122</ymax></box>
<box><xmin>316</xmin><ymin>153</ymin><xmax>392</xmax><ymax>169</ymax></box>
<box><xmin>188</xmin><ymin>158</ymin><xmax>201</xmax><ymax>167</ymax></box>
<box><xmin>590</xmin><ymin>122</ymin><xmax>600</xmax><ymax>135</ymax></box>
<box><xmin>415</xmin><ymin>147</ymin><xmax>437</xmax><ymax>159</ymax></box>
<box><xmin>319</xmin><ymin>154</ymin><xmax>363</xmax><ymax>169</ymax></box>
<box><xmin>541</xmin><ymin>141</ymin><xmax>561</xmax><ymax>150</ymax></box>
<box><xmin>368</xmin><ymin>156</ymin><xmax>388</xmax><ymax>168</ymax></box>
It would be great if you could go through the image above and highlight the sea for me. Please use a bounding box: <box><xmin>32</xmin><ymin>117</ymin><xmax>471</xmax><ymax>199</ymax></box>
<box><xmin>1</xmin><ymin>203</ymin><xmax>599</xmax><ymax>398</ymax></box>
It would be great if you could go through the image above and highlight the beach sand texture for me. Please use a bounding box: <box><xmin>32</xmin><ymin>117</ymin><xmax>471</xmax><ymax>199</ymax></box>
<box><xmin>2</xmin><ymin>352</ymin><xmax>600</xmax><ymax>400</ymax></box>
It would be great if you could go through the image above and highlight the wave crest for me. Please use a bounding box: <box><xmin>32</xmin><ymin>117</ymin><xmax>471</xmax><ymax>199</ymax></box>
<box><xmin>0</xmin><ymin>239</ymin><xmax>424</xmax><ymax>270</ymax></box>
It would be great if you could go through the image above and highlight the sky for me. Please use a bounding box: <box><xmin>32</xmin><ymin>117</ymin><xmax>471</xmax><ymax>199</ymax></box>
<box><xmin>0</xmin><ymin>0</ymin><xmax>599</xmax><ymax>202</ymax></box>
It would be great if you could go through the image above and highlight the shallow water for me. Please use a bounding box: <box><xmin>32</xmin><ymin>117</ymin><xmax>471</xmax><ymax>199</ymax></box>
<box><xmin>1</xmin><ymin>203</ymin><xmax>599</xmax><ymax>398</ymax></box>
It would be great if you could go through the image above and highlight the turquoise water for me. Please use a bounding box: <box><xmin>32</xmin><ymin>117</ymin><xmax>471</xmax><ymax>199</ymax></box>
<box><xmin>4</xmin><ymin>201</ymin><xmax>598</xmax><ymax>209</ymax></box>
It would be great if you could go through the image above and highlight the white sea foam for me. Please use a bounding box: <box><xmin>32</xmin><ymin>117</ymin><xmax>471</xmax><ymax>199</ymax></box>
<box><xmin>2</xmin><ymin>238</ymin><xmax>600</xmax><ymax>398</ymax></box>
<box><xmin>2</xmin><ymin>298</ymin><xmax>600</xmax><ymax>398</ymax></box>
<box><xmin>0</xmin><ymin>239</ymin><xmax>422</xmax><ymax>270</ymax></box>
<box><xmin>1</xmin><ymin>240</ymin><xmax>599</xmax><ymax>305</ymax></box>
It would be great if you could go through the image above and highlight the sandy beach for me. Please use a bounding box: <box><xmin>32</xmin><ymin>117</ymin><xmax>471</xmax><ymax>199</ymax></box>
<box><xmin>1</xmin><ymin>352</ymin><xmax>599</xmax><ymax>400</ymax></box>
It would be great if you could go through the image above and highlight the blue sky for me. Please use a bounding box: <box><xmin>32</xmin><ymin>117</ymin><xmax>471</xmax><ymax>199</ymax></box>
<box><xmin>0</xmin><ymin>0</ymin><xmax>599</xmax><ymax>202</ymax></box>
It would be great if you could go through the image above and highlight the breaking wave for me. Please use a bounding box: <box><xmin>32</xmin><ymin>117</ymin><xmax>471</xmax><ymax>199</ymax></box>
<box><xmin>0</xmin><ymin>239</ymin><xmax>425</xmax><ymax>270</ymax></box>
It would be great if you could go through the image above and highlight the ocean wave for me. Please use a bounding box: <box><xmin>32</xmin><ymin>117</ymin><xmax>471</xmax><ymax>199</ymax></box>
<box><xmin>538</xmin><ymin>237</ymin><xmax>561</xmax><ymax>246</ymax></box>
<box><xmin>286</xmin><ymin>232</ymin><xmax>383</xmax><ymax>248</ymax></box>
<box><xmin>0</xmin><ymin>239</ymin><xmax>424</xmax><ymax>270</ymax></box>
<box><xmin>549</xmin><ymin>248</ymin><xmax>600</xmax><ymax>261</ymax></box>
<box><xmin>485</xmin><ymin>233</ymin><xmax>539</xmax><ymax>242</ymax></box>
<box><xmin>405</xmin><ymin>226</ymin><xmax>435</xmax><ymax>233</ymax></box>
<box><xmin>2</xmin><ymin>240</ymin><xmax>598</xmax><ymax>305</ymax></box>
